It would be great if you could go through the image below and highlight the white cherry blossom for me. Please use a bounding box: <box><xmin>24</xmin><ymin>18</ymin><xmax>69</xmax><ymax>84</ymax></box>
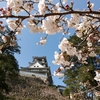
<box><xmin>76</xmin><ymin>50</ymin><xmax>82</xmax><ymax>61</ymax></box>
<box><xmin>6</xmin><ymin>19</ymin><xmax>24</xmax><ymax>34</ymax></box>
<box><xmin>6</xmin><ymin>0</ymin><xmax>24</xmax><ymax>15</ymax></box>
<box><xmin>67</xmin><ymin>14</ymin><xmax>81</xmax><ymax>28</ymax></box>
<box><xmin>87</xmin><ymin>42</ymin><xmax>92</xmax><ymax>47</ymax></box>
<box><xmin>95</xmin><ymin>91</ymin><xmax>100</xmax><ymax>97</ymax></box>
<box><xmin>23</xmin><ymin>2</ymin><xmax>33</xmax><ymax>12</ymax></box>
<box><xmin>37</xmin><ymin>38</ymin><xmax>47</xmax><ymax>46</ymax></box>
<box><xmin>6</xmin><ymin>19</ymin><xmax>17</xmax><ymax>31</ymax></box>
<box><xmin>2</xmin><ymin>35</ymin><xmax>7</xmax><ymax>43</ymax></box>
<box><xmin>94</xmin><ymin>71</ymin><xmax>100</xmax><ymax>82</ymax></box>
<box><xmin>55</xmin><ymin>3</ymin><xmax>61</xmax><ymax>12</ymax></box>
<box><xmin>38</xmin><ymin>0</ymin><xmax>47</xmax><ymax>15</ymax></box>
<box><xmin>42</xmin><ymin>16</ymin><xmax>63</xmax><ymax>35</ymax></box>
<box><xmin>76</xmin><ymin>31</ymin><xmax>82</xmax><ymax>38</ymax></box>
<box><xmin>58</xmin><ymin>38</ymin><xmax>71</xmax><ymax>52</ymax></box>
<box><xmin>53</xmin><ymin>71</ymin><xmax>64</xmax><ymax>78</ymax></box>
<box><xmin>89</xmin><ymin>51</ymin><xmax>96</xmax><ymax>57</ymax></box>
<box><xmin>52</xmin><ymin>51</ymin><xmax>70</xmax><ymax>66</ymax></box>
<box><xmin>60</xmin><ymin>66</ymin><xmax>64</xmax><ymax>70</ymax></box>
<box><xmin>58</xmin><ymin>38</ymin><xmax>76</xmax><ymax>56</ymax></box>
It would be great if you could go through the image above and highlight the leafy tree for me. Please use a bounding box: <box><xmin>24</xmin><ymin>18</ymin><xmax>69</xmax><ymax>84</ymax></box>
<box><xmin>0</xmin><ymin>26</ymin><xmax>20</xmax><ymax>99</ymax></box>
<box><xmin>63</xmin><ymin>35</ymin><xmax>99</xmax><ymax>99</ymax></box>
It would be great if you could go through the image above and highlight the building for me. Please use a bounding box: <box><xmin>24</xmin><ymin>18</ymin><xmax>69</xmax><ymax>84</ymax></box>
<box><xmin>20</xmin><ymin>56</ymin><xmax>53</xmax><ymax>85</ymax></box>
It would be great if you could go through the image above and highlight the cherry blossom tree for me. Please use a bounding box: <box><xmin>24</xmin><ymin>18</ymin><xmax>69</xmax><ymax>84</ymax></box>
<box><xmin>0</xmin><ymin>0</ymin><xmax>100</xmax><ymax>97</ymax></box>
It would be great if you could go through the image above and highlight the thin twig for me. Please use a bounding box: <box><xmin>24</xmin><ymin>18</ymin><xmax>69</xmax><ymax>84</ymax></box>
<box><xmin>21</xmin><ymin>6</ymin><xmax>30</xmax><ymax>15</ymax></box>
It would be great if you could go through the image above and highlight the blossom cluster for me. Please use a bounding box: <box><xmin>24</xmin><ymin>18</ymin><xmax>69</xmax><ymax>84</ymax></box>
<box><xmin>6</xmin><ymin>19</ymin><xmax>25</xmax><ymax>34</ymax></box>
<box><xmin>6</xmin><ymin>0</ymin><xmax>24</xmax><ymax>15</ymax></box>
<box><xmin>42</xmin><ymin>16</ymin><xmax>63</xmax><ymax>34</ymax></box>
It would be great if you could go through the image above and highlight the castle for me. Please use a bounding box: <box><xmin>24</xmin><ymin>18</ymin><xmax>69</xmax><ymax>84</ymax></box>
<box><xmin>20</xmin><ymin>56</ymin><xmax>53</xmax><ymax>85</ymax></box>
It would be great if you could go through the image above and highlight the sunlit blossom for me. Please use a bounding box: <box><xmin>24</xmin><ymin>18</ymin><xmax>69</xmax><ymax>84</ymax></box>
<box><xmin>38</xmin><ymin>0</ymin><xmax>47</xmax><ymax>15</ymax></box>
<box><xmin>53</xmin><ymin>71</ymin><xmax>64</xmax><ymax>78</ymax></box>
<box><xmin>42</xmin><ymin>16</ymin><xmax>63</xmax><ymax>35</ymax></box>
<box><xmin>89</xmin><ymin>51</ymin><xmax>96</xmax><ymax>57</ymax></box>
<box><xmin>37</xmin><ymin>38</ymin><xmax>47</xmax><ymax>46</ymax></box>
<box><xmin>2</xmin><ymin>35</ymin><xmax>7</xmax><ymax>43</ymax></box>
<box><xmin>6</xmin><ymin>0</ymin><xmax>24</xmax><ymax>15</ymax></box>
<box><xmin>94</xmin><ymin>71</ymin><xmax>100</xmax><ymax>82</ymax></box>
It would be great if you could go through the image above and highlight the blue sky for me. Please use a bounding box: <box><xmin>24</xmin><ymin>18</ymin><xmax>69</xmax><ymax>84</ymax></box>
<box><xmin>0</xmin><ymin>0</ymin><xmax>100</xmax><ymax>86</ymax></box>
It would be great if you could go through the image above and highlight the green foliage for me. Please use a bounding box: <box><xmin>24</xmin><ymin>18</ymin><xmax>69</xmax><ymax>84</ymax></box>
<box><xmin>0</xmin><ymin>26</ymin><xmax>20</xmax><ymax>55</ymax></box>
<box><xmin>0</xmin><ymin>54</ymin><xmax>19</xmax><ymax>78</ymax></box>
<box><xmin>63</xmin><ymin>34</ymin><xmax>98</xmax><ymax>97</ymax></box>
<box><xmin>0</xmin><ymin>54</ymin><xmax>19</xmax><ymax>99</ymax></box>
<box><xmin>63</xmin><ymin>65</ymin><xmax>98</xmax><ymax>97</ymax></box>
<box><xmin>68</xmin><ymin>35</ymin><xmax>87</xmax><ymax>50</ymax></box>
<box><xmin>63</xmin><ymin>88</ymin><xmax>70</xmax><ymax>96</ymax></box>
<box><xmin>0</xmin><ymin>26</ymin><xmax>20</xmax><ymax>99</ymax></box>
<box><xmin>68</xmin><ymin>35</ymin><xmax>82</xmax><ymax>45</ymax></box>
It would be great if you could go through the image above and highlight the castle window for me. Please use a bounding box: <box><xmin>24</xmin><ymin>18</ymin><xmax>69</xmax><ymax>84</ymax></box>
<box><xmin>43</xmin><ymin>65</ymin><xmax>46</xmax><ymax>67</ymax></box>
<box><xmin>41</xmin><ymin>59</ymin><xmax>45</xmax><ymax>63</ymax></box>
<box><xmin>34</xmin><ymin>59</ymin><xmax>37</xmax><ymax>61</ymax></box>
<box><xmin>42</xmin><ymin>59</ymin><xmax>44</xmax><ymax>61</ymax></box>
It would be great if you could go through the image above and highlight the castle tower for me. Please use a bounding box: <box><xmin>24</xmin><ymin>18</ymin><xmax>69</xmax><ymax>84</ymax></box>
<box><xmin>20</xmin><ymin>56</ymin><xmax>53</xmax><ymax>85</ymax></box>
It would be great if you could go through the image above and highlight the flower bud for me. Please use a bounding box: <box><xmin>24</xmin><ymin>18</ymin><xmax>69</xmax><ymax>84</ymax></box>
<box><xmin>71</xmin><ymin>1</ymin><xmax>74</xmax><ymax>5</ymax></box>
<box><xmin>65</xmin><ymin>5</ymin><xmax>70</xmax><ymax>10</ymax></box>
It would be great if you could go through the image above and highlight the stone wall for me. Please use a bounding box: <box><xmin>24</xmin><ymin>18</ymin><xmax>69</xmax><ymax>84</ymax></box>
<box><xmin>5</xmin><ymin>76</ymin><xmax>67</xmax><ymax>100</ymax></box>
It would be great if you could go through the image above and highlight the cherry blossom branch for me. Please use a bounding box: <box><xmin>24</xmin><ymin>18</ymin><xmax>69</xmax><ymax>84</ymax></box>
<box><xmin>86</xmin><ymin>15</ymin><xmax>100</xmax><ymax>20</ymax></box>
<box><xmin>32</xmin><ymin>10</ymin><xmax>100</xmax><ymax>17</ymax></box>
<box><xmin>20</xmin><ymin>6</ymin><xmax>30</xmax><ymax>15</ymax></box>
<box><xmin>0</xmin><ymin>10</ymin><xmax>100</xmax><ymax>19</ymax></box>
<box><xmin>59</xmin><ymin>0</ymin><xmax>66</xmax><ymax>10</ymax></box>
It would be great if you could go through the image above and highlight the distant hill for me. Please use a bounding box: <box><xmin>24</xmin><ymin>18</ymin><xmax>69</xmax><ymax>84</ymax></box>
<box><xmin>4</xmin><ymin>76</ymin><xmax>67</xmax><ymax>100</ymax></box>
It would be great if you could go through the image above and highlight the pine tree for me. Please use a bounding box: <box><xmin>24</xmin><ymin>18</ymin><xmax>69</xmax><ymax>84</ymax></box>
<box><xmin>63</xmin><ymin>35</ymin><xmax>99</xmax><ymax>99</ymax></box>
